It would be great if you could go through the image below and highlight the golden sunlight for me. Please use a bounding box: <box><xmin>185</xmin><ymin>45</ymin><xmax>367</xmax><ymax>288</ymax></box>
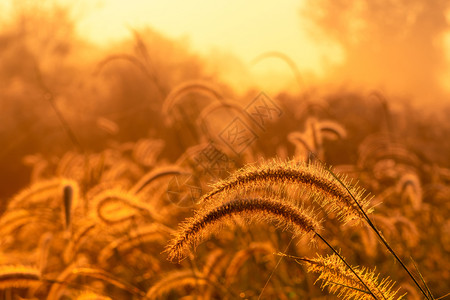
<box><xmin>52</xmin><ymin>0</ymin><xmax>341</xmax><ymax>93</ymax></box>
<box><xmin>0</xmin><ymin>1</ymin><xmax>449</xmax><ymax>298</ymax></box>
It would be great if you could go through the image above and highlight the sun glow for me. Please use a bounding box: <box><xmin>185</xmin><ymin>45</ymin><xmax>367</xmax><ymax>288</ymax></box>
<box><xmin>47</xmin><ymin>0</ymin><xmax>338</xmax><ymax>94</ymax></box>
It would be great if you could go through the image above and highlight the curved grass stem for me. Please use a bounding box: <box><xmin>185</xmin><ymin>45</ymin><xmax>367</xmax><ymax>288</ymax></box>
<box><xmin>314</xmin><ymin>232</ymin><xmax>380</xmax><ymax>300</ymax></box>
<box><xmin>318</xmin><ymin>157</ymin><xmax>431</xmax><ymax>300</ymax></box>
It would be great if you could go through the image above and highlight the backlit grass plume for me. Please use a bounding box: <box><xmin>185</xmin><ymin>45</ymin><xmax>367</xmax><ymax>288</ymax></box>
<box><xmin>298</xmin><ymin>254</ymin><xmax>404</xmax><ymax>300</ymax></box>
<box><xmin>199</xmin><ymin>159</ymin><xmax>372</xmax><ymax>224</ymax></box>
<box><xmin>0</xmin><ymin>264</ymin><xmax>41</xmax><ymax>290</ymax></box>
<box><xmin>165</xmin><ymin>197</ymin><xmax>320</xmax><ymax>262</ymax></box>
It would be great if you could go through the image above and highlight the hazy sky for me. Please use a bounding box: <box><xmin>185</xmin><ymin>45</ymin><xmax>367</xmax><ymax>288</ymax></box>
<box><xmin>1</xmin><ymin>0</ymin><xmax>449</xmax><ymax>99</ymax></box>
<box><xmin>74</xmin><ymin>0</ymin><xmax>333</xmax><ymax>70</ymax></box>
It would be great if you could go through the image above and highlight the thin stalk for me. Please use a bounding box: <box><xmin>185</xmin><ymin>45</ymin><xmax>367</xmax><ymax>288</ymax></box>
<box><xmin>320</xmin><ymin>159</ymin><xmax>431</xmax><ymax>300</ymax></box>
<box><xmin>258</xmin><ymin>238</ymin><xmax>294</xmax><ymax>300</ymax></box>
<box><xmin>435</xmin><ymin>292</ymin><xmax>450</xmax><ymax>300</ymax></box>
<box><xmin>314</xmin><ymin>232</ymin><xmax>380</xmax><ymax>300</ymax></box>
<box><xmin>411</xmin><ymin>257</ymin><xmax>434</xmax><ymax>300</ymax></box>
<box><xmin>33</xmin><ymin>62</ymin><xmax>84</xmax><ymax>152</ymax></box>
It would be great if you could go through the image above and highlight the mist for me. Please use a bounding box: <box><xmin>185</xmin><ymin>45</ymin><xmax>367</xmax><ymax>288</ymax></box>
<box><xmin>300</xmin><ymin>0</ymin><xmax>450</xmax><ymax>107</ymax></box>
<box><xmin>0</xmin><ymin>2</ymin><xmax>449</xmax><ymax>297</ymax></box>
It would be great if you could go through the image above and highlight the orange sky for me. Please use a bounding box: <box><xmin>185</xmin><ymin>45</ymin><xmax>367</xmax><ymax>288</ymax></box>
<box><xmin>1</xmin><ymin>0</ymin><xmax>449</xmax><ymax>99</ymax></box>
<box><xmin>0</xmin><ymin>0</ymin><xmax>342</xmax><ymax>94</ymax></box>
<box><xmin>70</xmin><ymin>0</ymin><xmax>343</xmax><ymax>94</ymax></box>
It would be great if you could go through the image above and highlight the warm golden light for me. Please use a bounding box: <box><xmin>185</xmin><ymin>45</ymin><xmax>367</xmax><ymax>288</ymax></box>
<box><xmin>4</xmin><ymin>0</ymin><xmax>448</xmax><ymax>100</ymax></box>
<box><xmin>0</xmin><ymin>1</ymin><xmax>449</xmax><ymax>299</ymax></box>
<box><xmin>71</xmin><ymin>0</ymin><xmax>343</xmax><ymax>94</ymax></box>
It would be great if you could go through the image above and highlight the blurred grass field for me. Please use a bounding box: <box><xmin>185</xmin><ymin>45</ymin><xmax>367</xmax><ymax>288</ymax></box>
<box><xmin>0</xmin><ymin>2</ymin><xmax>449</xmax><ymax>299</ymax></box>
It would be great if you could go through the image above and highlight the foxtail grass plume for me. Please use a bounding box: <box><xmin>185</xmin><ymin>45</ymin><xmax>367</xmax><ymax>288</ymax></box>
<box><xmin>200</xmin><ymin>159</ymin><xmax>372</xmax><ymax>224</ymax></box>
<box><xmin>165</xmin><ymin>196</ymin><xmax>320</xmax><ymax>262</ymax></box>
<box><xmin>300</xmin><ymin>254</ymin><xmax>404</xmax><ymax>300</ymax></box>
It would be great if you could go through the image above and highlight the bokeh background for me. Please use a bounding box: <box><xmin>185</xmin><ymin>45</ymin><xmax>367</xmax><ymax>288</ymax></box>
<box><xmin>0</xmin><ymin>1</ymin><xmax>449</xmax><ymax>298</ymax></box>
<box><xmin>1</xmin><ymin>0</ymin><xmax>450</xmax><ymax>199</ymax></box>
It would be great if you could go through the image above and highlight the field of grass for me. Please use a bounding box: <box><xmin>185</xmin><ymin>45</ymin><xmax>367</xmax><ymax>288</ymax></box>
<box><xmin>0</xmin><ymin>3</ymin><xmax>449</xmax><ymax>300</ymax></box>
